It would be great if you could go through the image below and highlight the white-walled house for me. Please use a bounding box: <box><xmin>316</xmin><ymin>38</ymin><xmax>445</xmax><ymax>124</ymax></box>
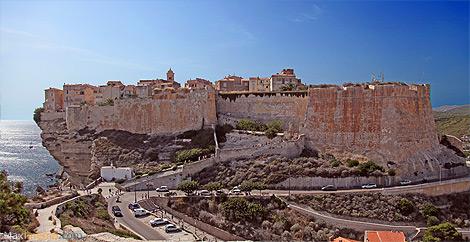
<box><xmin>101</xmin><ymin>165</ymin><xmax>133</xmax><ymax>181</ymax></box>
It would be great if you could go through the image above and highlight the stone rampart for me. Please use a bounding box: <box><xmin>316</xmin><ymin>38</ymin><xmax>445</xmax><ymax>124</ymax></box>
<box><xmin>217</xmin><ymin>135</ymin><xmax>305</xmax><ymax>162</ymax></box>
<box><xmin>182</xmin><ymin>157</ymin><xmax>216</xmax><ymax>178</ymax></box>
<box><xmin>41</xmin><ymin>111</ymin><xmax>66</xmax><ymax>121</ymax></box>
<box><xmin>216</xmin><ymin>91</ymin><xmax>308</xmax><ymax>131</ymax></box>
<box><xmin>272</xmin><ymin>175</ymin><xmax>397</xmax><ymax>190</ymax></box>
<box><xmin>66</xmin><ymin>89</ymin><xmax>217</xmax><ymax>134</ymax></box>
<box><xmin>304</xmin><ymin>84</ymin><xmax>441</xmax><ymax>177</ymax></box>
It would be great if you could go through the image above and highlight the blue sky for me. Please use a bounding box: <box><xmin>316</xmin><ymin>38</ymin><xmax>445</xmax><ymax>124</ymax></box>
<box><xmin>1</xmin><ymin>1</ymin><xmax>468</xmax><ymax>120</ymax></box>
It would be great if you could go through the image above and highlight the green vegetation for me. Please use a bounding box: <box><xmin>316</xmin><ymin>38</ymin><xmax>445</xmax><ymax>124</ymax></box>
<box><xmin>421</xmin><ymin>203</ymin><xmax>439</xmax><ymax>218</ymax></box>
<box><xmin>423</xmin><ymin>222</ymin><xmax>464</xmax><ymax>242</ymax></box>
<box><xmin>236</xmin><ymin>119</ymin><xmax>284</xmax><ymax>139</ymax></box>
<box><xmin>330</xmin><ymin>159</ymin><xmax>341</xmax><ymax>167</ymax></box>
<box><xmin>176</xmin><ymin>180</ymin><xmax>200</xmax><ymax>194</ymax></box>
<box><xmin>202</xmin><ymin>181</ymin><xmax>223</xmax><ymax>191</ymax></box>
<box><xmin>98</xmin><ymin>98</ymin><xmax>114</xmax><ymax>106</ymax></box>
<box><xmin>0</xmin><ymin>170</ymin><xmax>34</xmax><ymax>233</ymax></box>
<box><xmin>215</xmin><ymin>124</ymin><xmax>234</xmax><ymax>143</ymax></box>
<box><xmin>174</xmin><ymin>147</ymin><xmax>213</xmax><ymax>163</ymax></box>
<box><xmin>222</xmin><ymin>197</ymin><xmax>268</xmax><ymax>222</ymax></box>
<box><xmin>398</xmin><ymin>198</ymin><xmax>415</xmax><ymax>216</ymax></box>
<box><xmin>434</xmin><ymin>105</ymin><xmax>470</xmax><ymax>138</ymax></box>
<box><xmin>387</xmin><ymin>169</ymin><xmax>396</xmax><ymax>176</ymax></box>
<box><xmin>238</xmin><ymin>181</ymin><xmax>268</xmax><ymax>195</ymax></box>
<box><xmin>355</xmin><ymin>161</ymin><xmax>385</xmax><ymax>176</ymax></box>
<box><xmin>33</xmin><ymin>107</ymin><xmax>45</xmax><ymax>123</ymax></box>
<box><xmin>346</xmin><ymin>159</ymin><xmax>359</xmax><ymax>167</ymax></box>
<box><xmin>280</xmin><ymin>82</ymin><xmax>296</xmax><ymax>91</ymax></box>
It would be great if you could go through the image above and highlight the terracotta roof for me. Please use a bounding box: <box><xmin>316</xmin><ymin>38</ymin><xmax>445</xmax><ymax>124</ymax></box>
<box><xmin>364</xmin><ymin>231</ymin><xmax>406</xmax><ymax>242</ymax></box>
<box><xmin>332</xmin><ymin>236</ymin><xmax>361</xmax><ymax>242</ymax></box>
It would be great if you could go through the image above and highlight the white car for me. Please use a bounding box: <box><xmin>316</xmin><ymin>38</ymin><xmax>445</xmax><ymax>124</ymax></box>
<box><xmin>200</xmin><ymin>190</ymin><xmax>212</xmax><ymax>196</ymax></box>
<box><xmin>156</xmin><ymin>186</ymin><xmax>169</xmax><ymax>192</ymax></box>
<box><xmin>399</xmin><ymin>180</ymin><xmax>412</xmax><ymax>185</ymax></box>
<box><xmin>133</xmin><ymin>208</ymin><xmax>150</xmax><ymax>217</ymax></box>
<box><xmin>229</xmin><ymin>189</ymin><xmax>242</xmax><ymax>195</ymax></box>
<box><xmin>150</xmin><ymin>218</ymin><xmax>168</xmax><ymax>226</ymax></box>
<box><xmin>361</xmin><ymin>184</ymin><xmax>377</xmax><ymax>189</ymax></box>
<box><xmin>165</xmin><ymin>224</ymin><xmax>181</xmax><ymax>233</ymax></box>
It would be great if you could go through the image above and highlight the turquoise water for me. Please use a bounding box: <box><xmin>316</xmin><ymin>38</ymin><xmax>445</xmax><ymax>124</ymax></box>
<box><xmin>0</xmin><ymin>120</ymin><xmax>60</xmax><ymax>197</ymax></box>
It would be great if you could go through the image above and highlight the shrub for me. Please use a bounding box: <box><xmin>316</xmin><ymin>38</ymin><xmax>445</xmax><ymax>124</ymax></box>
<box><xmin>421</xmin><ymin>203</ymin><xmax>439</xmax><ymax>217</ymax></box>
<box><xmin>176</xmin><ymin>180</ymin><xmax>200</xmax><ymax>194</ymax></box>
<box><xmin>237</xmin><ymin>119</ymin><xmax>256</xmax><ymax>131</ymax></box>
<box><xmin>423</xmin><ymin>223</ymin><xmax>463</xmax><ymax>242</ymax></box>
<box><xmin>202</xmin><ymin>182</ymin><xmax>223</xmax><ymax>191</ymax></box>
<box><xmin>346</xmin><ymin>159</ymin><xmax>359</xmax><ymax>167</ymax></box>
<box><xmin>427</xmin><ymin>216</ymin><xmax>440</xmax><ymax>226</ymax></box>
<box><xmin>398</xmin><ymin>198</ymin><xmax>415</xmax><ymax>216</ymax></box>
<box><xmin>330</xmin><ymin>159</ymin><xmax>340</xmax><ymax>167</ymax></box>
<box><xmin>265</xmin><ymin>128</ymin><xmax>277</xmax><ymax>139</ymax></box>
<box><xmin>267</xmin><ymin>121</ymin><xmax>284</xmax><ymax>133</ymax></box>
<box><xmin>97</xmin><ymin>210</ymin><xmax>110</xmax><ymax>220</ymax></box>
<box><xmin>387</xmin><ymin>169</ymin><xmax>396</xmax><ymax>176</ymax></box>
<box><xmin>33</xmin><ymin>107</ymin><xmax>45</xmax><ymax>123</ymax></box>
<box><xmin>355</xmin><ymin>161</ymin><xmax>385</xmax><ymax>176</ymax></box>
<box><xmin>175</xmin><ymin>148</ymin><xmax>208</xmax><ymax>163</ymax></box>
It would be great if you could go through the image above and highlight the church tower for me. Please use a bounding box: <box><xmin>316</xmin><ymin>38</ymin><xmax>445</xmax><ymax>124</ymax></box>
<box><xmin>167</xmin><ymin>68</ymin><xmax>175</xmax><ymax>82</ymax></box>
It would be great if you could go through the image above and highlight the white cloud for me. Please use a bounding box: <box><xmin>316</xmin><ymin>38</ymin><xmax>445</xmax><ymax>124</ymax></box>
<box><xmin>291</xmin><ymin>3</ymin><xmax>324</xmax><ymax>22</ymax></box>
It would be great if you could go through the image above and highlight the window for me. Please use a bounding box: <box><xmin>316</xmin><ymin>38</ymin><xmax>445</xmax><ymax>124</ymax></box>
<box><xmin>252</xmin><ymin>84</ymin><xmax>255</xmax><ymax>90</ymax></box>
<box><xmin>223</xmin><ymin>83</ymin><xmax>227</xmax><ymax>87</ymax></box>
<box><xmin>282</xmin><ymin>80</ymin><xmax>285</xmax><ymax>84</ymax></box>
<box><xmin>51</xmin><ymin>93</ymin><xmax>54</xmax><ymax>96</ymax></box>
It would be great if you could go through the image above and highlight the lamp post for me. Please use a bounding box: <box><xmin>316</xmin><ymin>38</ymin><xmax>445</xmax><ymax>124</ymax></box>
<box><xmin>288</xmin><ymin>168</ymin><xmax>291</xmax><ymax>197</ymax></box>
<box><xmin>134</xmin><ymin>182</ymin><xmax>137</xmax><ymax>203</ymax></box>
<box><xmin>147</xmin><ymin>181</ymin><xmax>151</xmax><ymax>199</ymax></box>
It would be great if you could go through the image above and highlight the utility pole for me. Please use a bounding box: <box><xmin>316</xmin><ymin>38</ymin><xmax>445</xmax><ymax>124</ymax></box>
<box><xmin>288</xmin><ymin>168</ymin><xmax>291</xmax><ymax>197</ymax></box>
<box><xmin>134</xmin><ymin>183</ymin><xmax>137</xmax><ymax>203</ymax></box>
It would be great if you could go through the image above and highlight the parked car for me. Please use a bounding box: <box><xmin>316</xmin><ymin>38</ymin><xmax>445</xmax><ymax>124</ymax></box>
<box><xmin>200</xmin><ymin>190</ymin><xmax>212</xmax><ymax>196</ymax></box>
<box><xmin>185</xmin><ymin>191</ymin><xmax>197</xmax><ymax>196</ymax></box>
<box><xmin>128</xmin><ymin>203</ymin><xmax>140</xmax><ymax>211</ymax></box>
<box><xmin>112</xmin><ymin>206</ymin><xmax>122</xmax><ymax>217</ymax></box>
<box><xmin>164</xmin><ymin>191</ymin><xmax>177</xmax><ymax>197</ymax></box>
<box><xmin>133</xmin><ymin>208</ymin><xmax>150</xmax><ymax>217</ymax></box>
<box><xmin>399</xmin><ymin>180</ymin><xmax>412</xmax><ymax>185</ymax></box>
<box><xmin>156</xmin><ymin>186</ymin><xmax>169</xmax><ymax>192</ymax></box>
<box><xmin>321</xmin><ymin>185</ymin><xmax>337</xmax><ymax>191</ymax></box>
<box><xmin>150</xmin><ymin>218</ymin><xmax>169</xmax><ymax>226</ymax></box>
<box><xmin>165</xmin><ymin>224</ymin><xmax>181</xmax><ymax>233</ymax></box>
<box><xmin>229</xmin><ymin>189</ymin><xmax>242</xmax><ymax>195</ymax></box>
<box><xmin>215</xmin><ymin>190</ymin><xmax>227</xmax><ymax>196</ymax></box>
<box><xmin>361</xmin><ymin>184</ymin><xmax>377</xmax><ymax>189</ymax></box>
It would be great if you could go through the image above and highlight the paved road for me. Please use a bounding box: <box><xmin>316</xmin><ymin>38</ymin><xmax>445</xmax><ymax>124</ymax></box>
<box><xmin>108</xmin><ymin>193</ymin><xmax>166</xmax><ymax>240</ymax></box>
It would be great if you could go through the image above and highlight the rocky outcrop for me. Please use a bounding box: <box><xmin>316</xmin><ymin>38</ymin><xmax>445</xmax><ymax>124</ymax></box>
<box><xmin>39</xmin><ymin>112</ymin><xmax>188</xmax><ymax>186</ymax></box>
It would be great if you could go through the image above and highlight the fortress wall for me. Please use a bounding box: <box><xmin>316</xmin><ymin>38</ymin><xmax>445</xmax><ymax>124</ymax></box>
<box><xmin>216</xmin><ymin>92</ymin><xmax>308</xmax><ymax>131</ymax></box>
<box><xmin>41</xmin><ymin>111</ymin><xmax>65</xmax><ymax>121</ymax></box>
<box><xmin>66</xmin><ymin>90</ymin><xmax>217</xmax><ymax>134</ymax></box>
<box><xmin>304</xmin><ymin>84</ymin><xmax>439</xmax><ymax>167</ymax></box>
<box><xmin>217</xmin><ymin>135</ymin><xmax>305</xmax><ymax>162</ymax></box>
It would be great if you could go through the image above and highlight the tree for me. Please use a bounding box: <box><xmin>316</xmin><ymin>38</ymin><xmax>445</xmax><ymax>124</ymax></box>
<box><xmin>265</xmin><ymin>129</ymin><xmax>277</xmax><ymax>139</ymax></box>
<box><xmin>0</xmin><ymin>170</ymin><xmax>30</xmax><ymax>233</ymax></box>
<box><xmin>387</xmin><ymin>169</ymin><xmax>396</xmax><ymax>176</ymax></box>
<box><xmin>398</xmin><ymin>198</ymin><xmax>415</xmax><ymax>216</ymax></box>
<box><xmin>33</xmin><ymin>107</ymin><xmax>45</xmax><ymax>124</ymax></box>
<box><xmin>346</xmin><ymin>159</ymin><xmax>359</xmax><ymax>167</ymax></box>
<box><xmin>355</xmin><ymin>161</ymin><xmax>385</xmax><ymax>176</ymax></box>
<box><xmin>423</xmin><ymin>223</ymin><xmax>463</xmax><ymax>242</ymax></box>
<box><xmin>254</xmin><ymin>182</ymin><xmax>268</xmax><ymax>196</ymax></box>
<box><xmin>239</xmin><ymin>181</ymin><xmax>256</xmax><ymax>195</ymax></box>
<box><xmin>237</xmin><ymin>119</ymin><xmax>256</xmax><ymax>131</ymax></box>
<box><xmin>176</xmin><ymin>180</ymin><xmax>199</xmax><ymax>194</ymax></box>
<box><xmin>421</xmin><ymin>203</ymin><xmax>439</xmax><ymax>218</ymax></box>
<box><xmin>267</xmin><ymin>121</ymin><xmax>284</xmax><ymax>133</ymax></box>
<box><xmin>202</xmin><ymin>182</ymin><xmax>222</xmax><ymax>192</ymax></box>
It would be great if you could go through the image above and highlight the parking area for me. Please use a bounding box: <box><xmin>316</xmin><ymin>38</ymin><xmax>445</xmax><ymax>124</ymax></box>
<box><xmin>136</xmin><ymin>213</ymin><xmax>195</xmax><ymax>241</ymax></box>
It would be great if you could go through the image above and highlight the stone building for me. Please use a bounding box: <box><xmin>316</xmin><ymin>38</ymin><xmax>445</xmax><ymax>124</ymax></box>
<box><xmin>215</xmin><ymin>75</ymin><xmax>249</xmax><ymax>91</ymax></box>
<box><xmin>43</xmin><ymin>88</ymin><xmax>64</xmax><ymax>112</ymax></box>
<box><xmin>136</xmin><ymin>69</ymin><xmax>181</xmax><ymax>97</ymax></box>
<box><xmin>63</xmin><ymin>84</ymin><xmax>96</xmax><ymax>107</ymax></box>
<box><xmin>122</xmin><ymin>85</ymin><xmax>136</xmax><ymax>96</ymax></box>
<box><xmin>184</xmin><ymin>78</ymin><xmax>214</xmax><ymax>89</ymax></box>
<box><xmin>269</xmin><ymin>68</ymin><xmax>302</xmax><ymax>91</ymax></box>
<box><xmin>248</xmin><ymin>77</ymin><xmax>270</xmax><ymax>92</ymax></box>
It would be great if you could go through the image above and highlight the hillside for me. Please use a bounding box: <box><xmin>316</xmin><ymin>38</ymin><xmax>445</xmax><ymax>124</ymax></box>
<box><xmin>433</xmin><ymin>105</ymin><xmax>470</xmax><ymax>138</ymax></box>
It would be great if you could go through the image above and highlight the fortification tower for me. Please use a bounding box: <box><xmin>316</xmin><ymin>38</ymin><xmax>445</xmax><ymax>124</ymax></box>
<box><xmin>167</xmin><ymin>68</ymin><xmax>175</xmax><ymax>81</ymax></box>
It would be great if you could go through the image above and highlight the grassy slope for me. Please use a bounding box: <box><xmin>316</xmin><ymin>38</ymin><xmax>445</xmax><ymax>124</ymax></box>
<box><xmin>433</xmin><ymin>105</ymin><xmax>469</xmax><ymax>138</ymax></box>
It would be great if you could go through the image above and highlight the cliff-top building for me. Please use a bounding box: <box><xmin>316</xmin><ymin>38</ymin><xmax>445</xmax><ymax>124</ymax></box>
<box><xmin>136</xmin><ymin>69</ymin><xmax>181</xmax><ymax>97</ymax></box>
<box><xmin>215</xmin><ymin>69</ymin><xmax>303</xmax><ymax>92</ymax></box>
<box><xmin>184</xmin><ymin>78</ymin><xmax>214</xmax><ymax>89</ymax></box>
<box><xmin>63</xmin><ymin>84</ymin><xmax>96</xmax><ymax>107</ymax></box>
<box><xmin>43</xmin><ymin>88</ymin><xmax>64</xmax><ymax>112</ymax></box>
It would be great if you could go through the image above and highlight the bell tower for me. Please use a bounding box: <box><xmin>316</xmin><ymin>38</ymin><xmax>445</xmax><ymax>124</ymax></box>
<box><xmin>167</xmin><ymin>68</ymin><xmax>175</xmax><ymax>82</ymax></box>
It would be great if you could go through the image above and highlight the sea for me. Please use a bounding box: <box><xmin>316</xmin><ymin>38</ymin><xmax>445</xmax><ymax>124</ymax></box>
<box><xmin>0</xmin><ymin>120</ymin><xmax>60</xmax><ymax>197</ymax></box>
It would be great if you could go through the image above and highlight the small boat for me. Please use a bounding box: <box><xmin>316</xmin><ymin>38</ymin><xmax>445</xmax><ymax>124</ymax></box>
<box><xmin>29</xmin><ymin>142</ymin><xmax>33</xmax><ymax>149</ymax></box>
<box><xmin>46</xmin><ymin>173</ymin><xmax>54</xmax><ymax>177</ymax></box>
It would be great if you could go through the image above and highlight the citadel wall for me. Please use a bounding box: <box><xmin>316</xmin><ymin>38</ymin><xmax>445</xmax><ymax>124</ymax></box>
<box><xmin>216</xmin><ymin>91</ymin><xmax>308</xmax><ymax>131</ymax></box>
<box><xmin>66</xmin><ymin>89</ymin><xmax>217</xmax><ymax>134</ymax></box>
<box><xmin>303</xmin><ymin>84</ymin><xmax>439</xmax><ymax>166</ymax></box>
